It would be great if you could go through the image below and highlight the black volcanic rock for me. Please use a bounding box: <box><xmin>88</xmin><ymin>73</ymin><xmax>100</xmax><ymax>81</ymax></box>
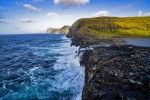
<box><xmin>81</xmin><ymin>45</ymin><xmax>150</xmax><ymax>100</ymax></box>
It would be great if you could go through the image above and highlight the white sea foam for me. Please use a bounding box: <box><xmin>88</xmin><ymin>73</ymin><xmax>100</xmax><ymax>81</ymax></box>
<box><xmin>51</xmin><ymin>36</ymin><xmax>85</xmax><ymax>100</ymax></box>
<box><xmin>29</xmin><ymin>66</ymin><xmax>40</xmax><ymax>72</ymax></box>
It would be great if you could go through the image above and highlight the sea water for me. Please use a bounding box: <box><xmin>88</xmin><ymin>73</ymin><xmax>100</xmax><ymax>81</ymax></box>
<box><xmin>0</xmin><ymin>34</ymin><xmax>84</xmax><ymax>100</ymax></box>
<box><xmin>122</xmin><ymin>38</ymin><xmax>150</xmax><ymax>47</ymax></box>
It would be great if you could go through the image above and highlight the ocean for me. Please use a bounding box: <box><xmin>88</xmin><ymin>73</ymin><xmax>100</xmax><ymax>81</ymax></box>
<box><xmin>0</xmin><ymin>34</ymin><xmax>84</xmax><ymax>100</ymax></box>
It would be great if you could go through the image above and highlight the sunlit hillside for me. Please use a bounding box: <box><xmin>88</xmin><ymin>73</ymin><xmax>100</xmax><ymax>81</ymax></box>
<box><xmin>73</xmin><ymin>17</ymin><xmax>150</xmax><ymax>37</ymax></box>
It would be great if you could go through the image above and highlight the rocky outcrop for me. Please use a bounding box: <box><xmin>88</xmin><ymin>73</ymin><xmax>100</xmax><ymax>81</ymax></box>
<box><xmin>46</xmin><ymin>26</ymin><xmax>71</xmax><ymax>34</ymax></box>
<box><xmin>80</xmin><ymin>45</ymin><xmax>150</xmax><ymax>100</ymax></box>
<box><xmin>67</xmin><ymin>17</ymin><xmax>150</xmax><ymax>100</ymax></box>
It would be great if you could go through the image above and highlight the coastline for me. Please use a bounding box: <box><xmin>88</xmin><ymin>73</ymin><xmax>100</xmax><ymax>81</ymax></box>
<box><xmin>66</xmin><ymin>17</ymin><xmax>150</xmax><ymax>100</ymax></box>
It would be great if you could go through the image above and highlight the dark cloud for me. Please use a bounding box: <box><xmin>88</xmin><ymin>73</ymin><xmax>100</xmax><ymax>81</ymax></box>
<box><xmin>20</xmin><ymin>19</ymin><xmax>35</xmax><ymax>23</ymax></box>
<box><xmin>0</xmin><ymin>20</ymin><xmax>8</xmax><ymax>24</ymax></box>
<box><xmin>14</xmin><ymin>27</ymin><xmax>21</xmax><ymax>30</ymax></box>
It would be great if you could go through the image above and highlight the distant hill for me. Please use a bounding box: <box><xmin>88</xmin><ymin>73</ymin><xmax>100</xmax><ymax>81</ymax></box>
<box><xmin>46</xmin><ymin>26</ymin><xmax>71</xmax><ymax>34</ymax></box>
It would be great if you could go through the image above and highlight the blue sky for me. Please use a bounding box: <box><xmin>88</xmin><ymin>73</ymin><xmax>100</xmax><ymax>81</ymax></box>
<box><xmin>0</xmin><ymin>0</ymin><xmax>150</xmax><ymax>34</ymax></box>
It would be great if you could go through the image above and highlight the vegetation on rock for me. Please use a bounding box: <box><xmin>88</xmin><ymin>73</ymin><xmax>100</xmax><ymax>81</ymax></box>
<box><xmin>68</xmin><ymin>17</ymin><xmax>150</xmax><ymax>38</ymax></box>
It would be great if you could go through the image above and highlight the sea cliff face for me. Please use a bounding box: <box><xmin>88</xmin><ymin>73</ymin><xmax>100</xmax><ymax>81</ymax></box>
<box><xmin>46</xmin><ymin>26</ymin><xmax>70</xmax><ymax>34</ymax></box>
<box><xmin>67</xmin><ymin>17</ymin><xmax>150</xmax><ymax>100</ymax></box>
<box><xmin>80</xmin><ymin>45</ymin><xmax>150</xmax><ymax>100</ymax></box>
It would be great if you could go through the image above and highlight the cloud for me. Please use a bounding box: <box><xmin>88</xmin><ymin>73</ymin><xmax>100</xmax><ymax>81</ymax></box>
<box><xmin>20</xmin><ymin>19</ymin><xmax>35</xmax><ymax>23</ymax></box>
<box><xmin>112</xmin><ymin>4</ymin><xmax>131</xmax><ymax>11</ymax></box>
<box><xmin>16</xmin><ymin>2</ymin><xmax>23</xmax><ymax>5</ymax></box>
<box><xmin>14</xmin><ymin>27</ymin><xmax>21</xmax><ymax>30</ymax></box>
<box><xmin>23</xmin><ymin>4</ymin><xmax>40</xmax><ymax>11</ymax></box>
<box><xmin>92</xmin><ymin>10</ymin><xmax>108</xmax><ymax>17</ymax></box>
<box><xmin>138</xmin><ymin>11</ymin><xmax>142</xmax><ymax>16</ymax></box>
<box><xmin>54</xmin><ymin>0</ymin><xmax>89</xmax><ymax>6</ymax></box>
<box><xmin>0</xmin><ymin>20</ymin><xmax>8</xmax><ymax>24</ymax></box>
<box><xmin>112</xmin><ymin>0</ymin><xmax>141</xmax><ymax>12</ymax></box>
<box><xmin>46</xmin><ymin>13</ymin><xmax>73</xmax><ymax>17</ymax></box>
<box><xmin>46</xmin><ymin>13</ymin><xmax>58</xmax><ymax>16</ymax></box>
<box><xmin>0</xmin><ymin>6</ymin><xmax>5</xmax><ymax>10</ymax></box>
<box><xmin>143</xmin><ymin>12</ymin><xmax>150</xmax><ymax>16</ymax></box>
<box><xmin>138</xmin><ymin>11</ymin><xmax>150</xmax><ymax>16</ymax></box>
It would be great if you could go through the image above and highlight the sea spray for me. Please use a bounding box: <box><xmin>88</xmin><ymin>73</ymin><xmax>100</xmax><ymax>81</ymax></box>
<box><xmin>52</xmin><ymin>36</ymin><xmax>85</xmax><ymax>100</ymax></box>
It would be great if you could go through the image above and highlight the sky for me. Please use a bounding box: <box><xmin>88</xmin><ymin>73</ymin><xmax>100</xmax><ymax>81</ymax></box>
<box><xmin>0</xmin><ymin>0</ymin><xmax>150</xmax><ymax>34</ymax></box>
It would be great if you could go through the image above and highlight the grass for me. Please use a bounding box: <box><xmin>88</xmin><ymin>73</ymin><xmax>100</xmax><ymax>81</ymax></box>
<box><xmin>74</xmin><ymin>16</ymin><xmax>150</xmax><ymax>38</ymax></box>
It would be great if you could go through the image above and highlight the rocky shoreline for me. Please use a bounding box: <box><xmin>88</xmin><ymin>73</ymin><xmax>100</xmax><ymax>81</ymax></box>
<box><xmin>80</xmin><ymin>44</ymin><xmax>150</xmax><ymax>100</ymax></box>
<box><xmin>66</xmin><ymin>17</ymin><xmax>150</xmax><ymax>100</ymax></box>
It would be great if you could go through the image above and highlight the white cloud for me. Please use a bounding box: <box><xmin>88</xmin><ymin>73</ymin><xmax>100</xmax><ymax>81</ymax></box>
<box><xmin>23</xmin><ymin>4</ymin><xmax>40</xmax><ymax>11</ymax></box>
<box><xmin>54</xmin><ymin>0</ymin><xmax>89</xmax><ymax>6</ymax></box>
<box><xmin>138</xmin><ymin>11</ymin><xmax>142</xmax><ymax>16</ymax></box>
<box><xmin>138</xmin><ymin>11</ymin><xmax>150</xmax><ymax>16</ymax></box>
<box><xmin>46</xmin><ymin>13</ymin><xmax>73</xmax><ymax>18</ymax></box>
<box><xmin>20</xmin><ymin>19</ymin><xmax>34</xmax><ymax>23</ymax></box>
<box><xmin>92</xmin><ymin>10</ymin><xmax>108</xmax><ymax>17</ymax></box>
<box><xmin>32</xmin><ymin>0</ymin><xmax>43</xmax><ymax>2</ymax></box>
<box><xmin>143</xmin><ymin>12</ymin><xmax>150</xmax><ymax>16</ymax></box>
<box><xmin>16</xmin><ymin>2</ymin><xmax>23</xmax><ymax>5</ymax></box>
<box><xmin>46</xmin><ymin>13</ymin><xmax>58</xmax><ymax>16</ymax></box>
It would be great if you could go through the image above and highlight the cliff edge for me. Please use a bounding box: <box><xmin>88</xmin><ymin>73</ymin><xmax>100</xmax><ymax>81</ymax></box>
<box><xmin>46</xmin><ymin>25</ymin><xmax>71</xmax><ymax>34</ymax></box>
<box><xmin>67</xmin><ymin>17</ymin><xmax>150</xmax><ymax>100</ymax></box>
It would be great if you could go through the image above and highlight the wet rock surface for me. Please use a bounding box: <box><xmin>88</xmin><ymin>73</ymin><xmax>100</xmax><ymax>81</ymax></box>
<box><xmin>80</xmin><ymin>45</ymin><xmax>150</xmax><ymax>100</ymax></box>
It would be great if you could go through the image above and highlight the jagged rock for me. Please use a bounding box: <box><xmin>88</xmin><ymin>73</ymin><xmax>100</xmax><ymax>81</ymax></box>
<box><xmin>81</xmin><ymin>45</ymin><xmax>150</xmax><ymax>100</ymax></box>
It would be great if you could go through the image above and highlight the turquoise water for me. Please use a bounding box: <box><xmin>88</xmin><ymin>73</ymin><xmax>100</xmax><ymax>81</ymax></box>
<box><xmin>0</xmin><ymin>34</ymin><xmax>84</xmax><ymax>100</ymax></box>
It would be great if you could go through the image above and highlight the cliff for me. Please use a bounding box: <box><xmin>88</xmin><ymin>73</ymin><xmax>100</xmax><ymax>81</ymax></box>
<box><xmin>80</xmin><ymin>45</ymin><xmax>150</xmax><ymax>100</ymax></box>
<box><xmin>67</xmin><ymin>17</ymin><xmax>150</xmax><ymax>100</ymax></box>
<box><xmin>67</xmin><ymin>16</ymin><xmax>150</xmax><ymax>47</ymax></box>
<box><xmin>46</xmin><ymin>26</ymin><xmax>71</xmax><ymax>34</ymax></box>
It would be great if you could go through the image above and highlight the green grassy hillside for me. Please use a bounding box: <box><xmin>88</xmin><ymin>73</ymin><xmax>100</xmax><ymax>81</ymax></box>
<box><xmin>73</xmin><ymin>17</ymin><xmax>150</xmax><ymax>38</ymax></box>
